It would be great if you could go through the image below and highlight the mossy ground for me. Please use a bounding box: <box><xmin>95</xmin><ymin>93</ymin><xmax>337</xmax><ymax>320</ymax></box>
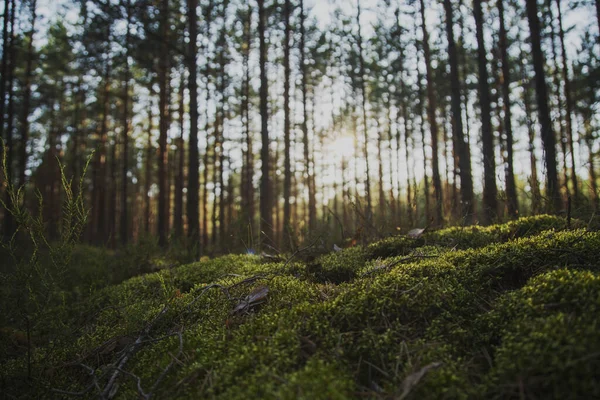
<box><xmin>1</xmin><ymin>215</ymin><xmax>599</xmax><ymax>399</ymax></box>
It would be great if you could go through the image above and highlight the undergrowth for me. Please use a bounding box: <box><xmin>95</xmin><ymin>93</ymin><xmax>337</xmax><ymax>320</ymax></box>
<box><xmin>1</xmin><ymin>215</ymin><xmax>599</xmax><ymax>399</ymax></box>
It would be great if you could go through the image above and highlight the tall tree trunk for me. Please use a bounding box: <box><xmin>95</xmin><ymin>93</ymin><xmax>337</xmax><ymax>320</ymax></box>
<box><xmin>402</xmin><ymin>97</ymin><xmax>413</xmax><ymax>227</ymax></box>
<box><xmin>473</xmin><ymin>0</ymin><xmax>498</xmax><ymax>224</ymax></box>
<box><xmin>377</xmin><ymin>121</ymin><xmax>385</xmax><ymax>225</ymax></box>
<box><xmin>2</xmin><ymin>0</ymin><xmax>16</xmax><ymax>239</ymax></box>
<box><xmin>497</xmin><ymin>0</ymin><xmax>518</xmax><ymax>218</ymax></box>
<box><xmin>92</xmin><ymin>55</ymin><xmax>111</xmax><ymax>244</ymax></box>
<box><xmin>444</xmin><ymin>0</ymin><xmax>474</xmax><ymax>223</ymax></box>
<box><xmin>525</xmin><ymin>0</ymin><xmax>561</xmax><ymax>213</ymax></box>
<box><xmin>258</xmin><ymin>0</ymin><xmax>273</xmax><ymax>247</ymax></box>
<box><xmin>555</xmin><ymin>0</ymin><xmax>578</xmax><ymax>202</ymax></box>
<box><xmin>283</xmin><ymin>0</ymin><xmax>292</xmax><ymax>249</ymax></box>
<box><xmin>546</xmin><ymin>0</ymin><xmax>569</xmax><ymax>200</ymax></box>
<box><xmin>216</xmin><ymin>0</ymin><xmax>230</xmax><ymax>249</ymax></box>
<box><xmin>240</xmin><ymin>3</ymin><xmax>254</xmax><ymax>236</ymax></box>
<box><xmin>174</xmin><ymin>72</ymin><xmax>185</xmax><ymax>238</ymax></box>
<box><xmin>108</xmin><ymin>132</ymin><xmax>117</xmax><ymax>248</ymax></box>
<box><xmin>144</xmin><ymin>103</ymin><xmax>153</xmax><ymax>234</ymax></box>
<box><xmin>300</xmin><ymin>0</ymin><xmax>315</xmax><ymax>235</ymax></box>
<box><xmin>121</xmin><ymin>0</ymin><xmax>131</xmax><ymax>245</ymax></box>
<box><xmin>187</xmin><ymin>0</ymin><xmax>200</xmax><ymax>254</ymax></box>
<box><xmin>0</xmin><ymin>0</ymin><xmax>10</xmax><ymax>145</ymax></box>
<box><xmin>420</xmin><ymin>0</ymin><xmax>442</xmax><ymax>226</ymax></box>
<box><xmin>386</xmin><ymin>99</ymin><xmax>396</xmax><ymax>224</ymax></box>
<box><xmin>357</xmin><ymin>0</ymin><xmax>372</xmax><ymax>224</ymax></box>
<box><xmin>158</xmin><ymin>0</ymin><xmax>170</xmax><ymax>247</ymax></box>
<box><xmin>18</xmin><ymin>0</ymin><xmax>37</xmax><ymax>193</ymax></box>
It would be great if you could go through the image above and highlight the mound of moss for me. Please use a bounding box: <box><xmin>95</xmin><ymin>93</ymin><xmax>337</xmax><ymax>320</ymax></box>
<box><xmin>1</xmin><ymin>216</ymin><xmax>598</xmax><ymax>399</ymax></box>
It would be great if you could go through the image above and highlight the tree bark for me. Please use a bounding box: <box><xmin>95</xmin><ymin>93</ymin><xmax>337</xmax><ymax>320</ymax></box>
<box><xmin>525</xmin><ymin>0</ymin><xmax>561</xmax><ymax>213</ymax></box>
<box><xmin>555</xmin><ymin>0</ymin><xmax>578</xmax><ymax>202</ymax></box>
<box><xmin>283</xmin><ymin>0</ymin><xmax>292</xmax><ymax>249</ymax></box>
<box><xmin>258</xmin><ymin>0</ymin><xmax>273</xmax><ymax>248</ymax></box>
<box><xmin>420</xmin><ymin>0</ymin><xmax>443</xmax><ymax>226</ymax></box>
<box><xmin>18</xmin><ymin>0</ymin><xmax>37</xmax><ymax>194</ymax></box>
<box><xmin>121</xmin><ymin>0</ymin><xmax>131</xmax><ymax>245</ymax></box>
<box><xmin>174</xmin><ymin>72</ymin><xmax>185</xmax><ymax>238</ymax></box>
<box><xmin>444</xmin><ymin>0</ymin><xmax>474</xmax><ymax>223</ymax></box>
<box><xmin>158</xmin><ymin>0</ymin><xmax>170</xmax><ymax>247</ymax></box>
<box><xmin>497</xmin><ymin>0</ymin><xmax>518</xmax><ymax>218</ymax></box>
<box><xmin>357</xmin><ymin>0</ymin><xmax>372</xmax><ymax>224</ymax></box>
<box><xmin>473</xmin><ymin>0</ymin><xmax>498</xmax><ymax>224</ymax></box>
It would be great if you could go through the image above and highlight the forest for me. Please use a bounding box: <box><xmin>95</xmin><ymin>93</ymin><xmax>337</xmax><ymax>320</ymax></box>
<box><xmin>1</xmin><ymin>0</ymin><xmax>600</xmax><ymax>398</ymax></box>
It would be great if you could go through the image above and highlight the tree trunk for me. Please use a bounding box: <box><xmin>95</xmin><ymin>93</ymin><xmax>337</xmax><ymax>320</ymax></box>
<box><xmin>240</xmin><ymin>3</ymin><xmax>254</xmax><ymax>237</ymax></box>
<box><xmin>174</xmin><ymin>72</ymin><xmax>185</xmax><ymax>238</ymax></box>
<box><xmin>120</xmin><ymin>0</ymin><xmax>131</xmax><ymax>245</ymax></box>
<box><xmin>525</xmin><ymin>0</ymin><xmax>561</xmax><ymax>213</ymax></box>
<box><xmin>555</xmin><ymin>0</ymin><xmax>578</xmax><ymax>202</ymax></box>
<box><xmin>2</xmin><ymin>0</ymin><xmax>16</xmax><ymax>239</ymax></box>
<box><xmin>258</xmin><ymin>0</ymin><xmax>273</xmax><ymax>248</ymax></box>
<box><xmin>186</xmin><ymin>0</ymin><xmax>200</xmax><ymax>254</ymax></box>
<box><xmin>92</xmin><ymin>54</ymin><xmax>111</xmax><ymax>244</ymax></box>
<box><xmin>497</xmin><ymin>0</ymin><xmax>518</xmax><ymax>218</ymax></box>
<box><xmin>158</xmin><ymin>0</ymin><xmax>170</xmax><ymax>247</ymax></box>
<box><xmin>420</xmin><ymin>0</ymin><xmax>442</xmax><ymax>226</ymax></box>
<box><xmin>473</xmin><ymin>0</ymin><xmax>498</xmax><ymax>224</ymax></box>
<box><xmin>357</xmin><ymin>0</ymin><xmax>372</xmax><ymax>224</ymax></box>
<box><xmin>144</xmin><ymin>104</ymin><xmax>153</xmax><ymax>235</ymax></box>
<box><xmin>18</xmin><ymin>0</ymin><xmax>37</xmax><ymax>193</ymax></box>
<box><xmin>444</xmin><ymin>0</ymin><xmax>474</xmax><ymax>223</ymax></box>
<box><xmin>283</xmin><ymin>0</ymin><xmax>292</xmax><ymax>249</ymax></box>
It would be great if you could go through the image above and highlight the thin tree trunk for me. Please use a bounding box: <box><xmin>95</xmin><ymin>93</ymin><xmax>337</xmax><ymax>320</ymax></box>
<box><xmin>158</xmin><ymin>0</ymin><xmax>170</xmax><ymax>247</ymax></box>
<box><xmin>109</xmin><ymin>131</ymin><xmax>117</xmax><ymax>248</ymax></box>
<box><xmin>2</xmin><ymin>0</ymin><xmax>16</xmax><ymax>239</ymax></box>
<box><xmin>525</xmin><ymin>0</ymin><xmax>561</xmax><ymax>213</ymax></box>
<box><xmin>144</xmin><ymin>103</ymin><xmax>153</xmax><ymax>234</ymax></box>
<box><xmin>555</xmin><ymin>0</ymin><xmax>578</xmax><ymax>202</ymax></box>
<box><xmin>187</xmin><ymin>0</ymin><xmax>200</xmax><ymax>254</ymax></box>
<box><xmin>120</xmin><ymin>0</ymin><xmax>131</xmax><ymax>245</ymax></box>
<box><xmin>299</xmin><ymin>0</ymin><xmax>315</xmax><ymax>235</ymax></box>
<box><xmin>258</xmin><ymin>0</ymin><xmax>273</xmax><ymax>247</ymax></box>
<box><xmin>546</xmin><ymin>0</ymin><xmax>569</xmax><ymax>200</ymax></box>
<box><xmin>357</xmin><ymin>0</ymin><xmax>372</xmax><ymax>224</ymax></box>
<box><xmin>420</xmin><ymin>0</ymin><xmax>442</xmax><ymax>225</ymax></box>
<box><xmin>283</xmin><ymin>0</ymin><xmax>292</xmax><ymax>249</ymax></box>
<box><xmin>174</xmin><ymin>72</ymin><xmax>185</xmax><ymax>238</ymax></box>
<box><xmin>93</xmin><ymin>55</ymin><xmax>111</xmax><ymax>244</ymax></box>
<box><xmin>240</xmin><ymin>3</ymin><xmax>253</xmax><ymax>236</ymax></box>
<box><xmin>498</xmin><ymin>0</ymin><xmax>518</xmax><ymax>218</ymax></box>
<box><xmin>18</xmin><ymin>0</ymin><xmax>37</xmax><ymax>193</ymax></box>
<box><xmin>444</xmin><ymin>0</ymin><xmax>474</xmax><ymax>223</ymax></box>
<box><xmin>474</xmin><ymin>0</ymin><xmax>498</xmax><ymax>224</ymax></box>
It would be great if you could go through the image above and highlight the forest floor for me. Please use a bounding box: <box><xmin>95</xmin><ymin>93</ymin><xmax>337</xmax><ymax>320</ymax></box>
<box><xmin>1</xmin><ymin>215</ymin><xmax>600</xmax><ymax>399</ymax></box>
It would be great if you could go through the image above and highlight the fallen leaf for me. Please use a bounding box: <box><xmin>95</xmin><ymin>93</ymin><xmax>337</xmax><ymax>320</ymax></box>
<box><xmin>396</xmin><ymin>362</ymin><xmax>442</xmax><ymax>400</ymax></box>
<box><xmin>407</xmin><ymin>228</ymin><xmax>425</xmax><ymax>239</ymax></box>
<box><xmin>232</xmin><ymin>286</ymin><xmax>270</xmax><ymax>315</ymax></box>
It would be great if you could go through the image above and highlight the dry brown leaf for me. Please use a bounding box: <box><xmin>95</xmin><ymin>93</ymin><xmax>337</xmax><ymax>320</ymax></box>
<box><xmin>232</xmin><ymin>285</ymin><xmax>270</xmax><ymax>314</ymax></box>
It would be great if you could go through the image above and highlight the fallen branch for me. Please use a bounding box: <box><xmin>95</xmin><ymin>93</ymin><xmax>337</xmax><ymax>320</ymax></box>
<box><xmin>101</xmin><ymin>302</ymin><xmax>171</xmax><ymax>399</ymax></box>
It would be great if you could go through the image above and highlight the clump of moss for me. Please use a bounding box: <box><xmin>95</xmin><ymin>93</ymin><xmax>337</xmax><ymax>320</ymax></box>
<box><xmin>2</xmin><ymin>219</ymin><xmax>598</xmax><ymax>400</ymax></box>
<box><xmin>483</xmin><ymin>269</ymin><xmax>600</xmax><ymax>398</ymax></box>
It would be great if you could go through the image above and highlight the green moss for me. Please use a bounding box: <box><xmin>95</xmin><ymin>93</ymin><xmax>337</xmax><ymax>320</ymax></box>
<box><xmin>484</xmin><ymin>270</ymin><xmax>600</xmax><ymax>398</ymax></box>
<box><xmin>2</xmin><ymin>218</ymin><xmax>598</xmax><ymax>399</ymax></box>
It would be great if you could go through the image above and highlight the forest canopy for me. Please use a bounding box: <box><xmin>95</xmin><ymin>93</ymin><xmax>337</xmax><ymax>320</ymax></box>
<box><xmin>0</xmin><ymin>0</ymin><xmax>598</xmax><ymax>253</ymax></box>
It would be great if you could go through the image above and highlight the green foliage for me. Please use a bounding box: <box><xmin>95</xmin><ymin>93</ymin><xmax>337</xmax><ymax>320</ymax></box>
<box><xmin>1</xmin><ymin>215</ymin><xmax>598</xmax><ymax>399</ymax></box>
<box><xmin>0</xmin><ymin>144</ymin><xmax>91</xmax><ymax>373</ymax></box>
